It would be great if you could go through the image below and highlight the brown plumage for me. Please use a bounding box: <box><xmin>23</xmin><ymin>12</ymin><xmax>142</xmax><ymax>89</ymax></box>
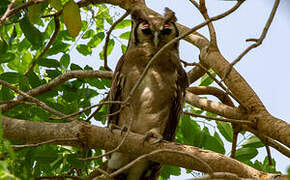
<box><xmin>107</xmin><ymin>8</ymin><xmax>188</xmax><ymax>180</ymax></box>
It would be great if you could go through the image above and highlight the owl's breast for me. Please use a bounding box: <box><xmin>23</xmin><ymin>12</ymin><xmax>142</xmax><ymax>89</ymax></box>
<box><xmin>127</xmin><ymin>67</ymin><xmax>178</xmax><ymax>134</ymax></box>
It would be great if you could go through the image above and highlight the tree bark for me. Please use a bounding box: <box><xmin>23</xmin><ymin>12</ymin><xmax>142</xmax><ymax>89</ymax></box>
<box><xmin>2</xmin><ymin>116</ymin><xmax>281</xmax><ymax>179</ymax></box>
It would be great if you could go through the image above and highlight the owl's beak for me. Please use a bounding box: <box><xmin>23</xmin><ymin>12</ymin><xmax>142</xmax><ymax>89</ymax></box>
<box><xmin>153</xmin><ymin>31</ymin><xmax>159</xmax><ymax>47</ymax></box>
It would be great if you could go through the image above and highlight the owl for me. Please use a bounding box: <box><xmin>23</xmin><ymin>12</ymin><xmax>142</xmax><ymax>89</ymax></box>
<box><xmin>107</xmin><ymin>8</ymin><xmax>188</xmax><ymax>180</ymax></box>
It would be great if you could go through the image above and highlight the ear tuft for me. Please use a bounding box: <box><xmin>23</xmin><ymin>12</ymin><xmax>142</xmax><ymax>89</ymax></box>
<box><xmin>164</xmin><ymin>8</ymin><xmax>177</xmax><ymax>22</ymax></box>
<box><xmin>131</xmin><ymin>9</ymin><xmax>146</xmax><ymax>21</ymax></box>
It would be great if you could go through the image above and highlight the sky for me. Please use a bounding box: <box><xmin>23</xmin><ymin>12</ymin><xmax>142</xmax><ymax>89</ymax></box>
<box><xmin>70</xmin><ymin>0</ymin><xmax>290</xmax><ymax>178</ymax></box>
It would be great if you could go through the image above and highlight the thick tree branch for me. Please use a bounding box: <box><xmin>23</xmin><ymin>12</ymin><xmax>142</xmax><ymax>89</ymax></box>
<box><xmin>2</xmin><ymin>116</ymin><xmax>282</xmax><ymax>179</ymax></box>
<box><xmin>185</xmin><ymin>90</ymin><xmax>246</xmax><ymax>120</ymax></box>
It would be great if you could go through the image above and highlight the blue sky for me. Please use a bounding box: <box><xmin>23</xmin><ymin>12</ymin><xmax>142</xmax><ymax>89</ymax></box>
<box><xmin>71</xmin><ymin>0</ymin><xmax>290</xmax><ymax>177</ymax></box>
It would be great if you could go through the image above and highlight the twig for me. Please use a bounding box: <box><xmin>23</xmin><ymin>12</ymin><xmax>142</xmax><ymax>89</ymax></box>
<box><xmin>51</xmin><ymin>100</ymin><xmax>122</xmax><ymax>120</ymax></box>
<box><xmin>1</xmin><ymin>70</ymin><xmax>113</xmax><ymax>113</ymax></box>
<box><xmin>0</xmin><ymin>0</ymin><xmax>17</xmax><ymax>26</ymax></box>
<box><xmin>183</xmin><ymin>111</ymin><xmax>252</xmax><ymax>124</ymax></box>
<box><xmin>193</xmin><ymin>62</ymin><xmax>243</xmax><ymax>105</ymax></box>
<box><xmin>189</xmin><ymin>0</ymin><xmax>199</xmax><ymax>9</ymax></box>
<box><xmin>108</xmin><ymin>149</ymin><xmax>213</xmax><ymax>178</ymax></box>
<box><xmin>2</xmin><ymin>0</ymin><xmax>48</xmax><ymax>23</ymax></box>
<box><xmin>0</xmin><ymin>79</ymin><xmax>71</xmax><ymax>119</ymax></box>
<box><xmin>12</xmin><ymin>138</ymin><xmax>79</xmax><ymax>150</ymax></box>
<box><xmin>103</xmin><ymin>11</ymin><xmax>129</xmax><ymax>71</ymax></box>
<box><xmin>265</xmin><ymin>144</ymin><xmax>273</xmax><ymax>165</ymax></box>
<box><xmin>86</xmin><ymin>95</ymin><xmax>109</xmax><ymax>122</ymax></box>
<box><xmin>223</xmin><ymin>0</ymin><xmax>280</xmax><ymax>81</ymax></box>
<box><xmin>86</xmin><ymin>167</ymin><xmax>110</xmax><ymax>179</ymax></box>
<box><xmin>246</xmin><ymin>126</ymin><xmax>290</xmax><ymax>158</ymax></box>
<box><xmin>231</xmin><ymin>130</ymin><xmax>239</xmax><ymax>158</ymax></box>
<box><xmin>197</xmin><ymin>0</ymin><xmax>219</xmax><ymax>47</ymax></box>
<box><xmin>24</xmin><ymin>16</ymin><xmax>60</xmax><ymax>76</ymax></box>
<box><xmin>180</xmin><ymin>59</ymin><xmax>240</xmax><ymax>104</ymax></box>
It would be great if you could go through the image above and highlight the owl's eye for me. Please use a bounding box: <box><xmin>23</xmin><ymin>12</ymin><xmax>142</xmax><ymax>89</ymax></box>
<box><xmin>161</xmin><ymin>24</ymin><xmax>172</xmax><ymax>35</ymax></box>
<box><xmin>141</xmin><ymin>23</ymin><xmax>152</xmax><ymax>35</ymax></box>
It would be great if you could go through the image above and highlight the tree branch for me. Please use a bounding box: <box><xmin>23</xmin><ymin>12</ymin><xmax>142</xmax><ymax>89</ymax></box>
<box><xmin>2</xmin><ymin>116</ymin><xmax>282</xmax><ymax>179</ymax></box>
<box><xmin>224</xmin><ymin>0</ymin><xmax>280</xmax><ymax>79</ymax></box>
<box><xmin>24</xmin><ymin>16</ymin><xmax>60</xmax><ymax>76</ymax></box>
<box><xmin>1</xmin><ymin>70</ymin><xmax>112</xmax><ymax>113</ymax></box>
<box><xmin>187</xmin><ymin>86</ymin><xmax>234</xmax><ymax>107</ymax></box>
<box><xmin>103</xmin><ymin>11</ymin><xmax>129</xmax><ymax>71</ymax></box>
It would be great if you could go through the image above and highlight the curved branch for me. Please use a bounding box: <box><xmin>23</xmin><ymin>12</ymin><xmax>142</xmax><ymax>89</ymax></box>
<box><xmin>24</xmin><ymin>16</ymin><xmax>60</xmax><ymax>76</ymax></box>
<box><xmin>187</xmin><ymin>86</ymin><xmax>234</xmax><ymax>107</ymax></box>
<box><xmin>185</xmin><ymin>90</ymin><xmax>247</xmax><ymax>120</ymax></box>
<box><xmin>2</xmin><ymin>116</ymin><xmax>282</xmax><ymax>179</ymax></box>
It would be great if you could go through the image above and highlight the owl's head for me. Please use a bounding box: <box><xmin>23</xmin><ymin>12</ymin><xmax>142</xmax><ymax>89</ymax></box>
<box><xmin>131</xmin><ymin>8</ymin><xmax>179</xmax><ymax>48</ymax></box>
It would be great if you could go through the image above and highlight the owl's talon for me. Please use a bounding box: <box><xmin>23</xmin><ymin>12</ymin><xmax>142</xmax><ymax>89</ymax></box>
<box><xmin>120</xmin><ymin>125</ymin><xmax>128</xmax><ymax>135</ymax></box>
<box><xmin>142</xmin><ymin>130</ymin><xmax>163</xmax><ymax>145</ymax></box>
<box><xmin>108</xmin><ymin>123</ymin><xmax>120</xmax><ymax>133</ymax></box>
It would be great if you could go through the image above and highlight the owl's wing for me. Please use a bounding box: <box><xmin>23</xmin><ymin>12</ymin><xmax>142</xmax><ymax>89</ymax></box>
<box><xmin>163</xmin><ymin>63</ymin><xmax>189</xmax><ymax>141</ymax></box>
<box><xmin>107</xmin><ymin>54</ymin><xmax>126</xmax><ymax>127</ymax></box>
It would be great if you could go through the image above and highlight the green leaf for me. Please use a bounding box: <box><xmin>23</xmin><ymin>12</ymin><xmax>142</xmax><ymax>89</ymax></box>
<box><xmin>49</xmin><ymin>0</ymin><xmax>61</xmax><ymax>11</ymax></box>
<box><xmin>235</xmin><ymin>147</ymin><xmax>258</xmax><ymax>161</ymax></box>
<box><xmin>60</xmin><ymin>54</ymin><xmax>70</xmax><ymax>69</ymax></box>
<box><xmin>216</xmin><ymin>121</ymin><xmax>233</xmax><ymax>142</ymax></box>
<box><xmin>205</xmin><ymin>111</ymin><xmax>217</xmax><ymax>119</ymax></box>
<box><xmin>88</xmin><ymin>32</ymin><xmax>104</xmax><ymax>48</ymax></box>
<box><xmin>63</xmin><ymin>0</ymin><xmax>82</xmax><ymax>37</ymax></box>
<box><xmin>81</xmin><ymin>20</ymin><xmax>88</xmax><ymax>31</ymax></box>
<box><xmin>203</xmin><ymin>127</ymin><xmax>225</xmax><ymax>154</ymax></box>
<box><xmin>121</xmin><ymin>44</ymin><xmax>127</xmax><ymax>54</ymax></box>
<box><xmin>67</xmin><ymin>154</ymin><xmax>84</xmax><ymax>169</ymax></box>
<box><xmin>82</xmin><ymin>29</ymin><xmax>94</xmax><ymax>39</ymax></box>
<box><xmin>0</xmin><ymin>72</ymin><xmax>19</xmax><ymax>83</ymax></box>
<box><xmin>115</xmin><ymin>19</ymin><xmax>131</xmax><ymax>29</ymax></box>
<box><xmin>70</xmin><ymin>63</ymin><xmax>82</xmax><ymax>70</ymax></box>
<box><xmin>0</xmin><ymin>86</ymin><xmax>14</xmax><ymax>100</ymax></box>
<box><xmin>19</xmin><ymin>15</ymin><xmax>43</xmax><ymax>48</ymax></box>
<box><xmin>46</xmin><ymin>69</ymin><xmax>61</xmax><ymax>79</ymax></box>
<box><xmin>33</xmin><ymin>147</ymin><xmax>58</xmax><ymax>163</ymax></box>
<box><xmin>0</xmin><ymin>52</ymin><xmax>15</xmax><ymax>64</ymax></box>
<box><xmin>88</xmin><ymin>32</ymin><xmax>105</xmax><ymax>48</ymax></box>
<box><xmin>242</xmin><ymin>135</ymin><xmax>264</xmax><ymax>148</ymax></box>
<box><xmin>28</xmin><ymin>4</ymin><xmax>41</xmax><ymax>24</ymax></box>
<box><xmin>19</xmin><ymin>75</ymin><xmax>30</xmax><ymax>92</ymax></box>
<box><xmin>178</xmin><ymin>115</ymin><xmax>202</xmax><ymax>147</ymax></box>
<box><xmin>76</xmin><ymin>44</ymin><xmax>92</xmax><ymax>56</ymax></box>
<box><xmin>47</xmin><ymin>42</ymin><xmax>70</xmax><ymax>56</ymax></box>
<box><xmin>38</xmin><ymin>58</ymin><xmax>60</xmax><ymax>68</ymax></box>
<box><xmin>27</xmin><ymin>71</ymin><xmax>41</xmax><ymax>88</ymax></box>
<box><xmin>95</xmin><ymin>15</ymin><xmax>104</xmax><ymax>32</ymax></box>
<box><xmin>99</xmin><ymin>39</ymin><xmax>115</xmax><ymax>60</ymax></box>
<box><xmin>119</xmin><ymin>31</ymin><xmax>130</xmax><ymax>40</ymax></box>
<box><xmin>160</xmin><ymin>165</ymin><xmax>181</xmax><ymax>179</ymax></box>
<box><xmin>0</xmin><ymin>37</ymin><xmax>8</xmax><ymax>54</ymax></box>
<box><xmin>199</xmin><ymin>69</ymin><xmax>216</xmax><ymax>86</ymax></box>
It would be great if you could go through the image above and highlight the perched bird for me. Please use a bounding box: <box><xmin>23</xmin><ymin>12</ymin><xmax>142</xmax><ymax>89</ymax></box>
<box><xmin>107</xmin><ymin>8</ymin><xmax>188</xmax><ymax>180</ymax></box>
